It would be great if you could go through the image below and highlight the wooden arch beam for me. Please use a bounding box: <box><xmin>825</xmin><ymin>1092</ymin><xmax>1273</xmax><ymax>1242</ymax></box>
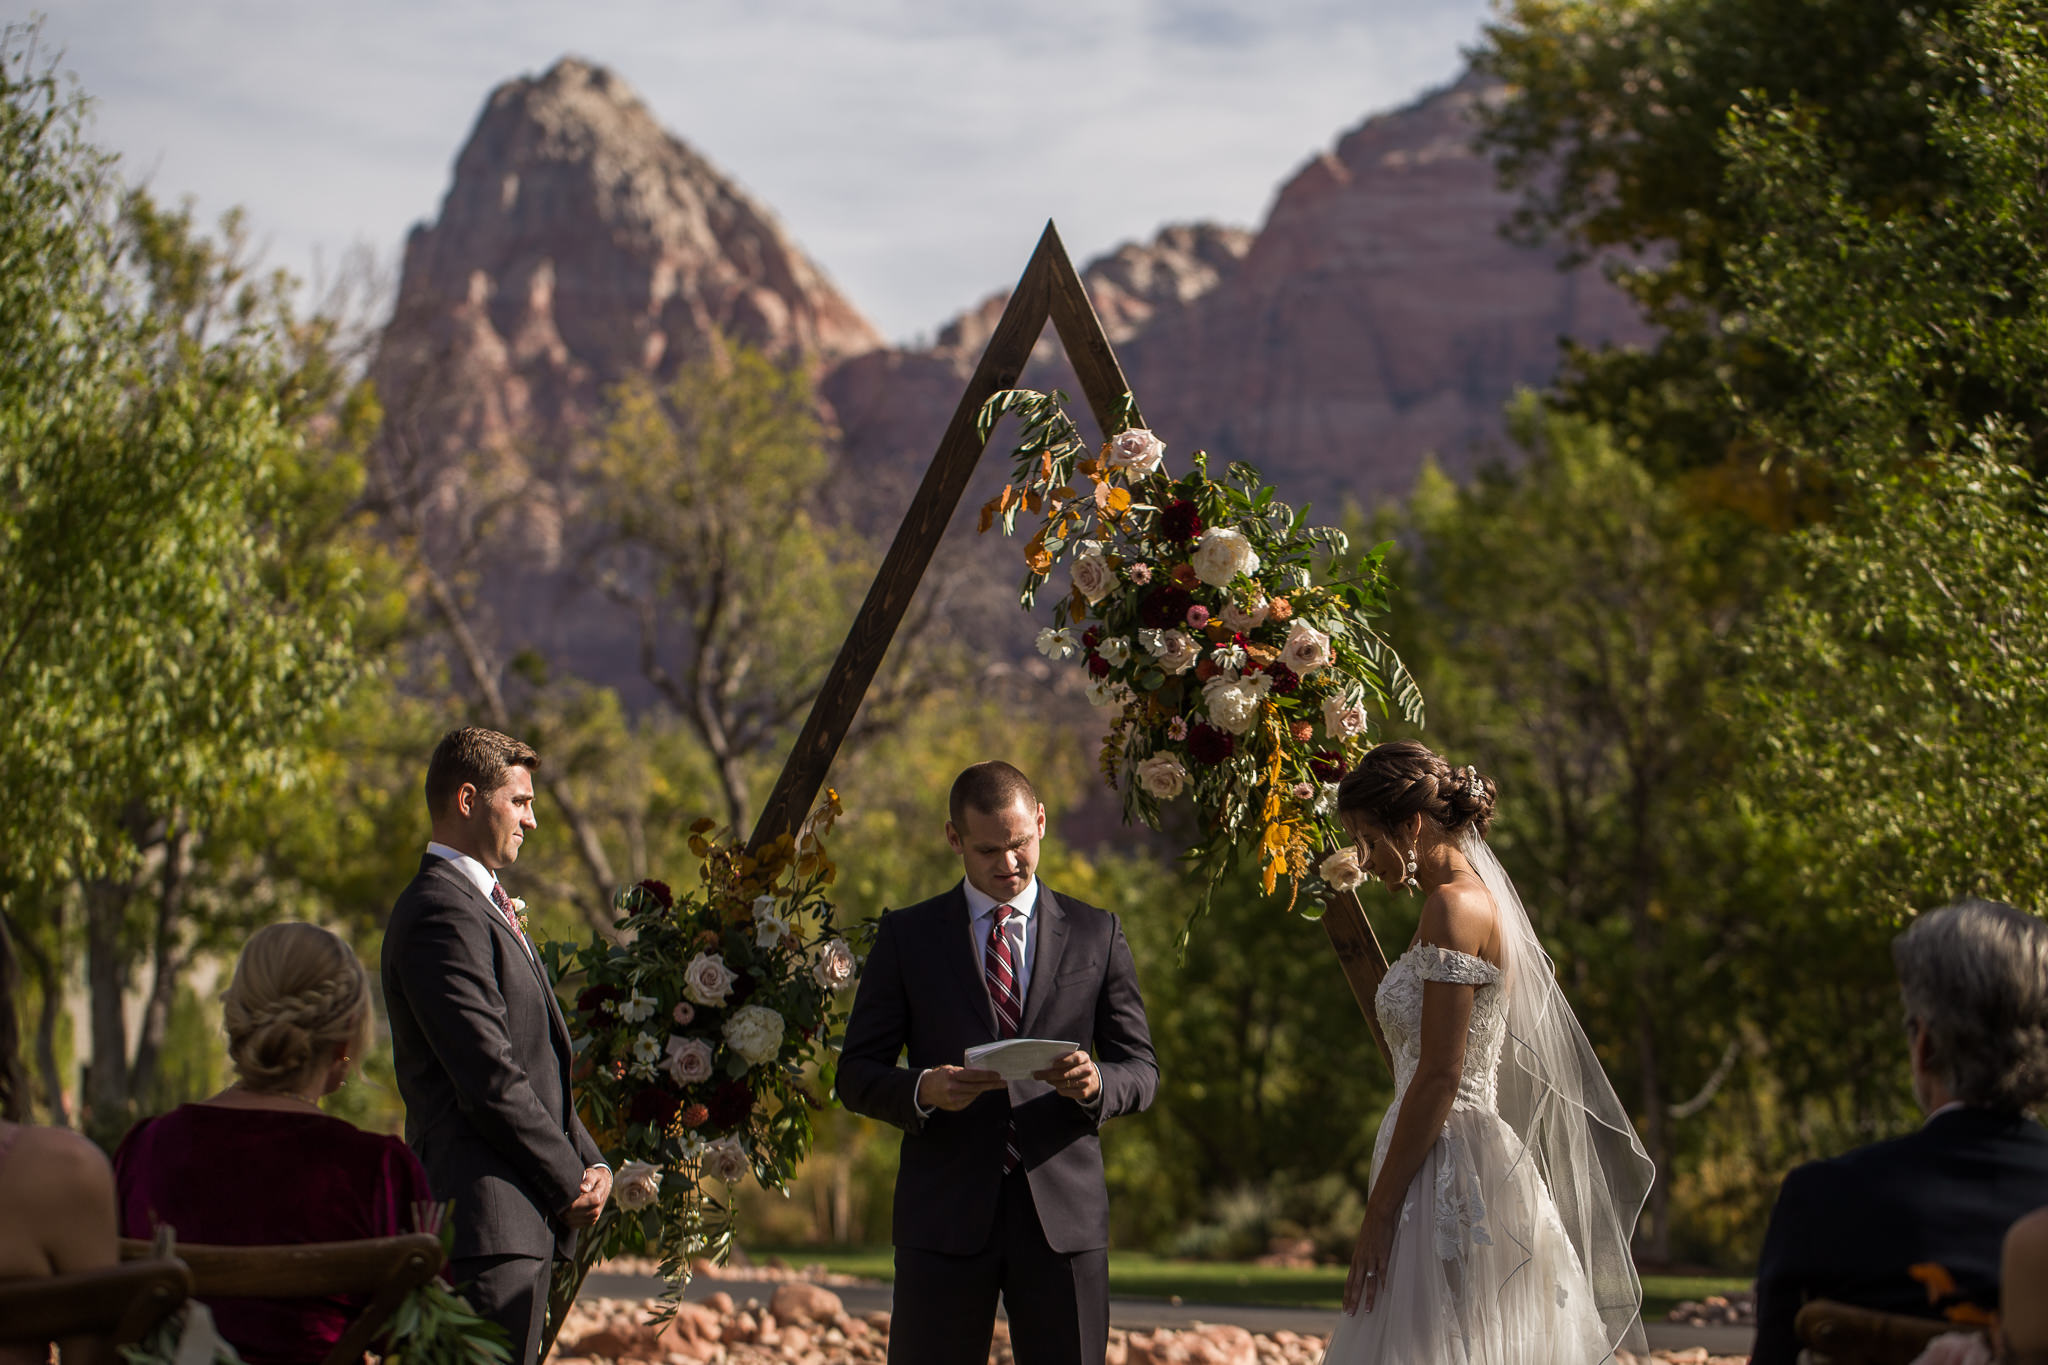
<box><xmin>747</xmin><ymin>220</ymin><xmax>1394</xmax><ymax>1072</ymax></box>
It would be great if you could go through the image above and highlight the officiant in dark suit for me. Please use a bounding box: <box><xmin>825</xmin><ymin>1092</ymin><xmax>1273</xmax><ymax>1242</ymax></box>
<box><xmin>1750</xmin><ymin>897</ymin><xmax>2048</xmax><ymax>1365</ymax></box>
<box><xmin>838</xmin><ymin>761</ymin><xmax>1158</xmax><ymax>1365</ymax></box>
<box><xmin>382</xmin><ymin>727</ymin><xmax>611</xmax><ymax>1364</ymax></box>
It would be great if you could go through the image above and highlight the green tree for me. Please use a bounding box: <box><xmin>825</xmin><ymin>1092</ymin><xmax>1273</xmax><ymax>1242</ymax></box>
<box><xmin>0</xmin><ymin>28</ymin><xmax>385</xmax><ymax>1134</ymax></box>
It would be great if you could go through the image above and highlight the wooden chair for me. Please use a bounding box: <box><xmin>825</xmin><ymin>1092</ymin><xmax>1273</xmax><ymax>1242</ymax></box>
<box><xmin>1795</xmin><ymin>1298</ymin><xmax>1986</xmax><ymax>1365</ymax></box>
<box><xmin>0</xmin><ymin>1259</ymin><xmax>193</xmax><ymax>1365</ymax></box>
<box><xmin>120</xmin><ymin>1233</ymin><xmax>444</xmax><ymax>1365</ymax></box>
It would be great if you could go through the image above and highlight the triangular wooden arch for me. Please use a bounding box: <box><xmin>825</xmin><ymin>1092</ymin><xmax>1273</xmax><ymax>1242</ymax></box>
<box><xmin>746</xmin><ymin>221</ymin><xmax>1395</xmax><ymax>1072</ymax></box>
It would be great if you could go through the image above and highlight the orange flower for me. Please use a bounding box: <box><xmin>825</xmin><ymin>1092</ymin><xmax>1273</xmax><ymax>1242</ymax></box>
<box><xmin>679</xmin><ymin>1103</ymin><xmax>710</xmax><ymax>1130</ymax></box>
<box><xmin>1268</xmin><ymin>597</ymin><xmax>1294</xmax><ymax>622</ymax></box>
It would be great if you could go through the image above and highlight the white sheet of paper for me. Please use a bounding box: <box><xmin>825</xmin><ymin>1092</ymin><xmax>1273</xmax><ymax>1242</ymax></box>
<box><xmin>963</xmin><ymin>1038</ymin><xmax>1080</xmax><ymax>1080</ymax></box>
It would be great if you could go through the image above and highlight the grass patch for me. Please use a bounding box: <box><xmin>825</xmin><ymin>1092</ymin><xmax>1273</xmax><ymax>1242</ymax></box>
<box><xmin>747</xmin><ymin>1248</ymin><xmax>1747</xmax><ymax>1317</ymax></box>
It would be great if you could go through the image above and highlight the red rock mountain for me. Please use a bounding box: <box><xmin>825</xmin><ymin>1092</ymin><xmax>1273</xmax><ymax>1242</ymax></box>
<box><xmin>371</xmin><ymin>58</ymin><xmax>1648</xmax><ymax>672</ymax></box>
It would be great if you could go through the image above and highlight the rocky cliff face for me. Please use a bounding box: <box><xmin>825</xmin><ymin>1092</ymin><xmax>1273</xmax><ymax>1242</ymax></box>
<box><xmin>373</xmin><ymin>56</ymin><xmax>880</xmax><ymax>473</ymax></box>
<box><xmin>1116</xmin><ymin>71</ymin><xmax>1647</xmax><ymax>507</ymax></box>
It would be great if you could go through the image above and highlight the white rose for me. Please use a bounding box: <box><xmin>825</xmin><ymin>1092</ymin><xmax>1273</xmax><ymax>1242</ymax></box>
<box><xmin>1321</xmin><ymin>695</ymin><xmax>1369</xmax><ymax>739</ymax></box>
<box><xmin>1036</xmin><ymin>626</ymin><xmax>1077</xmax><ymax>660</ymax></box>
<box><xmin>1203</xmin><ymin>673</ymin><xmax>1272</xmax><ymax>736</ymax></box>
<box><xmin>1280</xmin><ymin>621</ymin><xmax>1334</xmax><ymax>675</ymax></box>
<box><xmin>723</xmin><ymin>1003</ymin><xmax>785</xmax><ymax>1066</ymax></box>
<box><xmin>619</xmin><ymin>991</ymin><xmax>657</xmax><ymax>1024</ymax></box>
<box><xmin>1086</xmin><ymin>677</ymin><xmax>1133</xmax><ymax>708</ymax></box>
<box><xmin>1221</xmin><ymin>596</ymin><xmax>1271</xmax><ymax>633</ymax></box>
<box><xmin>751</xmin><ymin>895</ymin><xmax>791</xmax><ymax>950</ymax></box>
<box><xmin>1190</xmin><ymin>527</ymin><xmax>1260</xmax><ymax>588</ymax></box>
<box><xmin>663</xmin><ymin>1033</ymin><xmax>715</xmax><ymax>1086</ymax></box>
<box><xmin>683</xmin><ymin>952</ymin><xmax>737</xmax><ymax>1007</ymax></box>
<box><xmin>632</xmin><ymin>1032</ymin><xmax>661</xmax><ymax>1065</ymax></box>
<box><xmin>1070</xmin><ymin>553</ymin><xmax>1115</xmax><ymax>604</ymax></box>
<box><xmin>615</xmin><ymin>1160</ymin><xmax>662</xmax><ymax>1211</ymax></box>
<box><xmin>812</xmin><ymin>938</ymin><xmax>857</xmax><ymax>992</ymax></box>
<box><xmin>1100</xmin><ymin>636</ymin><xmax>1132</xmax><ymax>667</ymax></box>
<box><xmin>1105</xmin><ymin>428</ymin><xmax>1165</xmax><ymax>475</ymax></box>
<box><xmin>1320</xmin><ymin>847</ymin><xmax>1367</xmax><ymax>893</ymax></box>
<box><xmin>702</xmin><ymin>1135</ymin><xmax>750</xmax><ymax>1185</ymax></box>
<box><xmin>1143</xmin><ymin>628</ymin><xmax>1201</xmax><ymax>676</ymax></box>
<box><xmin>1134</xmin><ymin>754</ymin><xmax>1190</xmax><ymax>799</ymax></box>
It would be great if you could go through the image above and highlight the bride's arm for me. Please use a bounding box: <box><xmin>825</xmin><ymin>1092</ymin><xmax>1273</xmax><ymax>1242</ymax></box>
<box><xmin>1343</xmin><ymin>890</ymin><xmax>1493</xmax><ymax>1315</ymax></box>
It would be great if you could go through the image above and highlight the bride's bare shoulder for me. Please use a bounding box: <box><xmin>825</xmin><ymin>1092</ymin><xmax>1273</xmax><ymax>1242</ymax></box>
<box><xmin>1417</xmin><ymin>875</ymin><xmax>1498</xmax><ymax>960</ymax></box>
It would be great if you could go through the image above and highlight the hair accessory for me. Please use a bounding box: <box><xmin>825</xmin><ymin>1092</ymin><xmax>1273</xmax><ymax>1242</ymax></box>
<box><xmin>1461</xmin><ymin>765</ymin><xmax>1485</xmax><ymax>802</ymax></box>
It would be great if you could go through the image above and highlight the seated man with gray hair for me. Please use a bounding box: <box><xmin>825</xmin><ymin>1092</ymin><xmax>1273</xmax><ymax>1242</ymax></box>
<box><xmin>1751</xmin><ymin>898</ymin><xmax>2048</xmax><ymax>1365</ymax></box>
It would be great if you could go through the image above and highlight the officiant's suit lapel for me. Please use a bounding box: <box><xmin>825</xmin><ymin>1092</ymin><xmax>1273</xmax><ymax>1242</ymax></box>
<box><xmin>1020</xmin><ymin>890</ymin><xmax>1070</xmax><ymax>1037</ymax></box>
<box><xmin>944</xmin><ymin>885</ymin><xmax>1000</xmax><ymax>1037</ymax></box>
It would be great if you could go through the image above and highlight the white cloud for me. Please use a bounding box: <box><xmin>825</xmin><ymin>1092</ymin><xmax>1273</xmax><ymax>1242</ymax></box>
<box><xmin>29</xmin><ymin>0</ymin><xmax>1491</xmax><ymax>341</ymax></box>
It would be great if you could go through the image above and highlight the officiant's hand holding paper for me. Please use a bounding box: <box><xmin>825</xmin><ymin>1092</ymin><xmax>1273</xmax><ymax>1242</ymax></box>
<box><xmin>918</xmin><ymin>1064</ymin><xmax>1008</xmax><ymax>1111</ymax></box>
<box><xmin>1033</xmin><ymin>1049</ymin><xmax>1100</xmax><ymax>1103</ymax></box>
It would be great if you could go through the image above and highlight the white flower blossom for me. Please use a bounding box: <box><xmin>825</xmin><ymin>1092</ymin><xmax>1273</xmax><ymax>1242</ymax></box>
<box><xmin>1100</xmin><ymin>636</ymin><xmax>1133</xmax><ymax>667</ymax></box>
<box><xmin>751</xmin><ymin>895</ymin><xmax>791</xmax><ymax>950</ymax></box>
<box><xmin>1321</xmin><ymin>695</ymin><xmax>1370</xmax><ymax>739</ymax></box>
<box><xmin>1190</xmin><ymin>527</ymin><xmax>1260</xmax><ymax>588</ymax></box>
<box><xmin>1280</xmin><ymin>621</ymin><xmax>1334</xmax><ymax>676</ymax></box>
<box><xmin>812</xmin><ymin>938</ymin><xmax>857</xmax><ymax>992</ymax></box>
<box><xmin>1202</xmin><ymin>672</ymin><xmax>1272</xmax><ymax>735</ymax></box>
<box><xmin>1070</xmin><ymin>553</ymin><xmax>1115</xmax><ymax>604</ymax></box>
<box><xmin>683</xmin><ymin>953</ymin><xmax>738</xmax><ymax>1007</ymax></box>
<box><xmin>1142</xmin><ymin>628</ymin><xmax>1201</xmax><ymax>675</ymax></box>
<box><xmin>702</xmin><ymin>1136</ymin><xmax>750</xmax><ymax>1185</ymax></box>
<box><xmin>1086</xmin><ymin>677</ymin><xmax>1133</xmax><ymax>709</ymax></box>
<box><xmin>663</xmin><ymin>1034</ymin><xmax>715</xmax><ymax>1086</ymax></box>
<box><xmin>1134</xmin><ymin>754</ymin><xmax>1190</xmax><ymax>799</ymax></box>
<box><xmin>1036</xmin><ymin>626</ymin><xmax>1078</xmax><ymax>660</ymax></box>
<box><xmin>632</xmin><ymin>1032</ymin><xmax>661</xmax><ymax>1065</ymax></box>
<box><xmin>619</xmin><ymin>992</ymin><xmax>658</xmax><ymax>1024</ymax></box>
<box><xmin>1105</xmin><ymin>428</ymin><xmax>1165</xmax><ymax>475</ymax></box>
<box><xmin>723</xmin><ymin>1003</ymin><xmax>786</xmax><ymax>1066</ymax></box>
<box><xmin>616</xmin><ymin>1161</ymin><xmax>662</xmax><ymax>1210</ymax></box>
<box><xmin>1320</xmin><ymin>847</ymin><xmax>1368</xmax><ymax>892</ymax></box>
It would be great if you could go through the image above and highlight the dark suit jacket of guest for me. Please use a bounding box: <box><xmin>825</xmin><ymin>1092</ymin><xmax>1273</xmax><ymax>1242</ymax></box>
<box><xmin>1751</xmin><ymin>1106</ymin><xmax>2048</xmax><ymax>1365</ymax></box>
<box><xmin>836</xmin><ymin>882</ymin><xmax>1158</xmax><ymax>1257</ymax></box>
<box><xmin>382</xmin><ymin>855</ymin><xmax>603</xmax><ymax>1262</ymax></box>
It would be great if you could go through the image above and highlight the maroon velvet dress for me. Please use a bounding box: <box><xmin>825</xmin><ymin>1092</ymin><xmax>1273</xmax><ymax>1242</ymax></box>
<box><xmin>114</xmin><ymin>1104</ymin><xmax>435</xmax><ymax>1365</ymax></box>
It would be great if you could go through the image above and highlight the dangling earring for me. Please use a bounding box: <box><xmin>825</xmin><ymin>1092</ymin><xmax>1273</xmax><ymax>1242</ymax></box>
<box><xmin>1401</xmin><ymin>847</ymin><xmax>1420</xmax><ymax>893</ymax></box>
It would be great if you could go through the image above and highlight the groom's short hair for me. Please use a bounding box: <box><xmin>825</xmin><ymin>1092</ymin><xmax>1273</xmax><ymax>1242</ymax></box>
<box><xmin>949</xmin><ymin>761</ymin><xmax>1038</xmax><ymax>829</ymax></box>
<box><xmin>426</xmin><ymin>727</ymin><xmax>541</xmax><ymax>818</ymax></box>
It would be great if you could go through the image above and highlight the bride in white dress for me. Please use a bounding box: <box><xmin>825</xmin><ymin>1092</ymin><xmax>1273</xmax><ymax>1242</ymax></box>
<box><xmin>1320</xmin><ymin>742</ymin><xmax>1654</xmax><ymax>1365</ymax></box>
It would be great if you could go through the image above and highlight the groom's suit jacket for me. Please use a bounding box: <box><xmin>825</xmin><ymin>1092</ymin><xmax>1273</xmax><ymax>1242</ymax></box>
<box><xmin>837</xmin><ymin>882</ymin><xmax>1158</xmax><ymax>1256</ymax></box>
<box><xmin>383</xmin><ymin>855</ymin><xmax>603</xmax><ymax>1262</ymax></box>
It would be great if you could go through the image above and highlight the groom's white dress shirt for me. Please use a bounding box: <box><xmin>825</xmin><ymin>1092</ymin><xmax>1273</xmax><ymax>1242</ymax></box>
<box><xmin>425</xmin><ymin>841</ymin><xmax>534</xmax><ymax>961</ymax></box>
<box><xmin>912</xmin><ymin>875</ymin><xmax>1042</xmax><ymax>1117</ymax></box>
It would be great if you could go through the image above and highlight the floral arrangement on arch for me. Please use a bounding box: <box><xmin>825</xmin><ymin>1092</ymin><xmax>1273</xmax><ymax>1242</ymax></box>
<box><xmin>976</xmin><ymin>389</ymin><xmax>1423</xmax><ymax>916</ymax></box>
<box><xmin>538</xmin><ymin>791</ymin><xmax>863</xmax><ymax>1308</ymax></box>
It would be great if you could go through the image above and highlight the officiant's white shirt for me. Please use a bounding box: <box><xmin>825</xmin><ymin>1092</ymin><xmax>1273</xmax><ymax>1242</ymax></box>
<box><xmin>911</xmin><ymin>875</ymin><xmax>1041</xmax><ymax>1117</ymax></box>
<box><xmin>425</xmin><ymin>841</ymin><xmax>534</xmax><ymax>960</ymax></box>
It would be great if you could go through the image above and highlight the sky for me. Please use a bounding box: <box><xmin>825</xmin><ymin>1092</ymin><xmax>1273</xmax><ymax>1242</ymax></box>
<box><xmin>22</xmin><ymin>0</ymin><xmax>1496</xmax><ymax>343</ymax></box>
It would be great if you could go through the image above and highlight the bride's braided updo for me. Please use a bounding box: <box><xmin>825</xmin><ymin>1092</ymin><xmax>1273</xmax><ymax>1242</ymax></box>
<box><xmin>1336</xmin><ymin>740</ymin><xmax>1498</xmax><ymax>838</ymax></box>
<box><xmin>221</xmin><ymin>922</ymin><xmax>372</xmax><ymax>1093</ymax></box>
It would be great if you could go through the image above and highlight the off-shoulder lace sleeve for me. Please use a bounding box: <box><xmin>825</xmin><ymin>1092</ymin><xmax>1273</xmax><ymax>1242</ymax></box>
<box><xmin>1410</xmin><ymin>943</ymin><xmax>1502</xmax><ymax>986</ymax></box>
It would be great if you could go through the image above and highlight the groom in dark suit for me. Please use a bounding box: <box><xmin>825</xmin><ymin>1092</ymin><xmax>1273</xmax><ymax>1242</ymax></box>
<box><xmin>383</xmin><ymin>727</ymin><xmax>610</xmax><ymax>1364</ymax></box>
<box><xmin>838</xmin><ymin>761</ymin><xmax>1158</xmax><ymax>1365</ymax></box>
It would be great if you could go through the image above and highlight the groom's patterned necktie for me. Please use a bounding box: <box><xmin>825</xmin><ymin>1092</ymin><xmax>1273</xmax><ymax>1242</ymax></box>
<box><xmin>489</xmin><ymin>881</ymin><xmax>526</xmax><ymax>945</ymax></box>
<box><xmin>985</xmin><ymin>904</ymin><xmax>1022</xmax><ymax>1174</ymax></box>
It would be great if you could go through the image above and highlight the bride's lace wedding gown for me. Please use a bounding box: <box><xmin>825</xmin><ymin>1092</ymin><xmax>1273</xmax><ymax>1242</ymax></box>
<box><xmin>1321</xmin><ymin>944</ymin><xmax>1615</xmax><ymax>1365</ymax></box>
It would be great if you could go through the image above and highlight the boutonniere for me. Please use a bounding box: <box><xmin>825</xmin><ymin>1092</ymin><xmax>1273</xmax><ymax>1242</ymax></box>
<box><xmin>509</xmin><ymin>897</ymin><xmax>530</xmax><ymax>936</ymax></box>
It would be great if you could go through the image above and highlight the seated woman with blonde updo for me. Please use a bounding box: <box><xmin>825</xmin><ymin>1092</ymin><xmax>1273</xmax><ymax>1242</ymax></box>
<box><xmin>114</xmin><ymin>922</ymin><xmax>434</xmax><ymax>1365</ymax></box>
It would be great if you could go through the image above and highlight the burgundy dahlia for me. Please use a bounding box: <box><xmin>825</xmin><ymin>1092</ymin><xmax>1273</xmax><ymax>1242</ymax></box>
<box><xmin>636</xmin><ymin>878</ymin><xmax>674</xmax><ymax>910</ymax></box>
<box><xmin>629</xmin><ymin>1087</ymin><xmax>682</xmax><ymax>1129</ymax></box>
<box><xmin>1309</xmin><ymin>749</ymin><xmax>1349</xmax><ymax>783</ymax></box>
<box><xmin>1082</xmin><ymin>625</ymin><xmax>1103</xmax><ymax>651</ymax></box>
<box><xmin>1161</xmin><ymin>499</ymin><xmax>1204</xmax><ymax>542</ymax></box>
<box><xmin>1140</xmin><ymin>585</ymin><xmax>1194</xmax><ymax>630</ymax></box>
<box><xmin>1088</xmin><ymin>653</ymin><xmax>1111</xmax><ymax>678</ymax></box>
<box><xmin>575</xmin><ymin>983</ymin><xmax>625</xmax><ymax>1015</ymax></box>
<box><xmin>1266</xmin><ymin>663</ymin><xmax>1301</xmax><ymax>696</ymax></box>
<box><xmin>708</xmin><ymin>1078</ymin><xmax>755</xmax><ymax>1131</ymax></box>
<box><xmin>1187</xmin><ymin>723</ymin><xmax>1235</xmax><ymax>765</ymax></box>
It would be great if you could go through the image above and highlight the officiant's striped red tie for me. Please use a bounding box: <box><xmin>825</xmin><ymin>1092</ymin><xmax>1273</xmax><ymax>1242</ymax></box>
<box><xmin>985</xmin><ymin>905</ymin><xmax>1022</xmax><ymax>1174</ymax></box>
